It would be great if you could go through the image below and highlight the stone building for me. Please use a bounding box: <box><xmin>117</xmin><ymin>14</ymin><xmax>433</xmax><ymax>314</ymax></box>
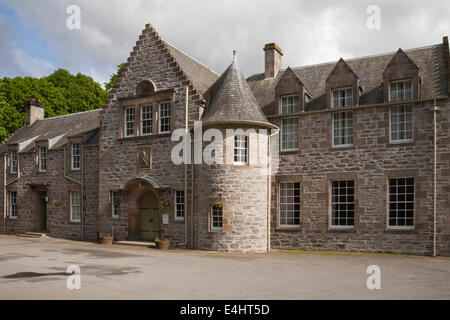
<box><xmin>1</xmin><ymin>24</ymin><xmax>449</xmax><ymax>256</ymax></box>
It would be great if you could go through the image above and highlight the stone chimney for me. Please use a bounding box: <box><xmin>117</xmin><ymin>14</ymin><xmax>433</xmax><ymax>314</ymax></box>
<box><xmin>264</xmin><ymin>43</ymin><xmax>283</xmax><ymax>79</ymax></box>
<box><xmin>26</xmin><ymin>97</ymin><xmax>45</xmax><ymax>126</ymax></box>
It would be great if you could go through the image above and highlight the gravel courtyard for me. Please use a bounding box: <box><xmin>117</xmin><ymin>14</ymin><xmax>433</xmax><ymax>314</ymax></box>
<box><xmin>0</xmin><ymin>235</ymin><xmax>448</xmax><ymax>300</ymax></box>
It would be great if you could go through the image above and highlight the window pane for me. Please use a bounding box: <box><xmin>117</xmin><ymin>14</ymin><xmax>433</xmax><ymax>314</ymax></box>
<box><xmin>390</xmin><ymin>105</ymin><xmax>413</xmax><ymax>142</ymax></box>
<box><xmin>159</xmin><ymin>102</ymin><xmax>171</xmax><ymax>133</ymax></box>
<box><xmin>141</xmin><ymin>105</ymin><xmax>153</xmax><ymax>135</ymax></box>
<box><xmin>281</xmin><ymin>117</ymin><xmax>299</xmax><ymax>151</ymax></box>
<box><xmin>388</xmin><ymin>178</ymin><xmax>414</xmax><ymax>228</ymax></box>
<box><xmin>279</xmin><ymin>182</ymin><xmax>300</xmax><ymax>227</ymax></box>
<box><xmin>125</xmin><ymin>108</ymin><xmax>135</xmax><ymax>137</ymax></box>
<box><xmin>331</xmin><ymin>180</ymin><xmax>355</xmax><ymax>227</ymax></box>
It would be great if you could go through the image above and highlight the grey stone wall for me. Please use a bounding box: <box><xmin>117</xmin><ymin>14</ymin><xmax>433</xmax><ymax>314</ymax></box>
<box><xmin>269</xmin><ymin>100</ymin><xmax>450</xmax><ymax>256</ymax></box>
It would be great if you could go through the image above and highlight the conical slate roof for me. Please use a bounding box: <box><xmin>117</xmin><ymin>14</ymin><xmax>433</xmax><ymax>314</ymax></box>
<box><xmin>201</xmin><ymin>60</ymin><xmax>276</xmax><ymax>128</ymax></box>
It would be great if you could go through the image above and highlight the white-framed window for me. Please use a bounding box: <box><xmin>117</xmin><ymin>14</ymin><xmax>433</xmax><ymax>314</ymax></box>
<box><xmin>330</xmin><ymin>180</ymin><xmax>355</xmax><ymax>228</ymax></box>
<box><xmin>211</xmin><ymin>206</ymin><xmax>223</xmax><ymax>231</ymax></box>
<box><xmin>159</xmin><ymin>102</ymin><xmax>171</xmax><ymax>133</ymax></box>
<box><xmin>389</xmin><ymin>80</ymin><xmax>412</xmax><ymax>102</ymax></box>
<box><xmin>70</xmin><ymin>191</ymin><xmax>81</xmax><ymax>223</ymax></box>
<box><xmin>111</xmin><ymin>191</ymin><xmax>120</xmax><ymax>219</ymax></box>
<box><xmin>332</xmin><ymin>88</ymin><xmax>353</xmax><ymax>108</ymax></box>
<box><xmin>9</xmin><ymin>191</ymin><xmax>17</xmax><ymax>219</ymax></box>
<box><xmin>281</xmin><ymin>95</ymin><xmax>300</xmax><ymax>114</ymax></box>
<box><xmin>390</xmin><ymin>105</ymin><xmax>413</xmax><ymax>143</ymax></box>
<box><xmin>278</xmin><ymin>182</ymin><xmax>300</xmax><ymax>227</ymax></box>
<box><xmin>234</xmin><ymin>135</ymin><xmax>248</xmax><ymax>165</ymax></box>
<box><xmin>388</xmin><ymin>178</ymin><xmax>414</xmax><ymax>229</ymax></box>
<box><xmin>39</xmin><ymin>146</ymin><xmax>47</xmax><ymax>172</ymax></box>
<box><xmin>175</xmin><ymin>190</ymin><xmax>184</xmax><ymax>221</ymax></box>
<box><xmin>124</xmin><ymin>107</ymin><xmax>135</xmax><ymax>137</ymax></box>
<box><xmin>141</xmin><ymin>105</ymin><xmax>153</xmax><ymax>136</ymax></box>
<box><xmin>71</xmin><ymin>143</ymin><xmax>81</xmax><ymax>170</ymax></box>
<box><xmin>10</xmin><ymin>149</ymin><xmax>18</xmax><ymax>174</ymax></box>
<box><xmin>332</xmin><ymin>111</ymin><xmax>353</xmax><ymax>147</ymax></box>
<box><xmin>281</xmin><ymin>117</ymin><xmax>299</xmax><ymax>151</ymax></box>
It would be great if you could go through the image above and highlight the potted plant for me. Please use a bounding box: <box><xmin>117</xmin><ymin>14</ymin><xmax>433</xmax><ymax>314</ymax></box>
<box><xmin>213</xmin><ymin>200</ymin><xmax>223</xmax><ymax>209</ymax></box>
<box><xmin>155</xmin><ymin>237</ymin><xmax>170</xmax><ymax>250</ymax></box>
<box><xmin>99</xmin><ymin>233</ymin><xmax>113</xmax><ymax>245</ymax></box>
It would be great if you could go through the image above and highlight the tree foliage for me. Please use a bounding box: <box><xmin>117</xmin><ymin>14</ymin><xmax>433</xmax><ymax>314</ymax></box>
<box><xmin>0</xmin><ymin>67</ymin><xmax>120</xmax><ymax>142</ymax></box>
<box><xmin>105</xmin><ymin>63</ymin><xmax>125</xmax><ymax>93</ymax></box>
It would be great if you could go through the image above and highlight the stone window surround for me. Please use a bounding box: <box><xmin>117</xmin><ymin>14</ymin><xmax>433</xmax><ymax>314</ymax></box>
<box><xmin>118</xmin><ymin>89</ymin><xmax>175</xmax><ymax>140</ymax></box>
<box><xmin>8</xmin><ymin>189</ymin><xmax>18</xmax><ymax>219</ymax></box>
<box><xmin>388</xmin><ymin>78</ymin><xmax>413</xmax><ymax>103</ymax></box>
<box><xmin>110</xmin><ymin>190</ymin><xmax>121</xmax><ymax>219</ymax></box>
<box><xmin>276</xmin><ymin>88</ymin><xmax>307</xmax><ymax>114</ymax></box>
<box><xmin>68</xmin><ymin>188</ymin><xmax>82</xmax><ymax>224</ymax></box>
<box><xmin>278</xmin><ymin>181</ymin><xmax>301</xmax><ymax>228</ymax></box>
<box><xmin>389</xmin><ymin>104</ymin><xmax>414</xmax><ymax>144</ymax></box>
<box><xmin>210</xmin><ymin>205</ymin><xmax>223</xmax><ymax>232</ymax></box>
<box><xmin>34</xmin><ymin>141</ymin><xmax>49</xmax><ymax>173</ymax></box>
<box><xmin>174</xmin><ymin>189</ymin><xmax>185</xmax><ymax>221</ymax></box>
<box><xmin>329</xmin><ymin>179</ymin><xmax>355</xmax><ymax>229</ymax></box>
<box><xmin>273</xmin><ymin>174</ymin><xmax>304</xmax><ymax>231</ymax></box>
<box><xmin>203</xmin><ymin>199</ymin><xmax>233</xmax><ymax>233</ymax></box>
<box><xmin>326</xmin><ymin>172</ymin><xmax>361</xmax><ymax>233</ymax></box>
<box><xmin>331</xmin><ymin>86</ymin><xmax>353</xmax><ymax>108</ymax></box>
<box><xmin>383</xmin><ymin>169</ymin><xmax>419</xmax><ymax>232</ymax></box>
<box><xmin>67</xmin><ymin>137</ymin><xmax>83</xmax><ymax>172</ymax></box>
<box><xmin>8</xmin><ymin>145</ymin><xmax>19</xmax><ymax>175</ymax></box>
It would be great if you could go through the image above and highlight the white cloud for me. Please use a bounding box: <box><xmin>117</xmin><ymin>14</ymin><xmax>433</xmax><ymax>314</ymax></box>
<box><xmin>13</xmin><ymin>49</ymin><xmax>55</xmax><ymax>77</ymax></box>
<box><xmin>1</xmin><ymin>0</ymin><xmax>449</xmax><ymax>83</ymax></box>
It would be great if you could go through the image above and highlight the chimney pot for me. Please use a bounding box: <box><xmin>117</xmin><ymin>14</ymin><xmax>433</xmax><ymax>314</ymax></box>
<box><xmin>264</xmin><ymin>43</ymin><xmax>283</xmax><ymax>79</ymax></box>
<box><xmin>26</xmin><ymin>98</ymin><xmax>45</xmax><ymax>126</ymax></box>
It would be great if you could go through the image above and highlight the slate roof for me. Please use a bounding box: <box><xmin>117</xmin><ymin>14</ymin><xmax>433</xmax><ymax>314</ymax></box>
<box><xmin>1</xmin><ymin>109</ymin><xmax>101</xmax><ymax>153</ymax></box>
<box><xmin>247</xmin><ymin>43</ymin><xmax>448</xmax><ymax>115</ymax></box>
<box><xmin>201</xmin><ymin>60</ymin><xmax>275</xmax><ymax>128</ymax></box>
<box><xmin>164</xmin><ymin>41</ymin><xmax>219</xmax><ymax>95</ymax></box>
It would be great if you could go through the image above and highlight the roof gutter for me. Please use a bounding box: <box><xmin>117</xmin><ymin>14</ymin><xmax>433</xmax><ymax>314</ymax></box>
<box><xmin>432</xmin><ymin>100</ymin><xmax>443</xmax><ymax>257</ymax></box>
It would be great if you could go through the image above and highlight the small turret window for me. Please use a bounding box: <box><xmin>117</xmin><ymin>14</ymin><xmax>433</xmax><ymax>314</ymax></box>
<box><xmin>234</xmin><ymin>135</ymin><xmax>248</xmax><ymax>165</ymax></box>
<box><xmin>211</xmin><ymin>206</ymin><xmax>223</xmax><ymax>231</ymax></box>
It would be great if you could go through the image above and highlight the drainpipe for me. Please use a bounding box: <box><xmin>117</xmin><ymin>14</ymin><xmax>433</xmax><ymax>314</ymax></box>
<box><xmin>3</xmin><ymin>153</ymin><xmax>6</xmax><ymax>234</ymax></box>
<box><xmin>191</xmin><ymin>141</ymin><xmax>194</xmax><ymax>249</ymax></box>
<box><xmin>184</xmin><ymin>86</ymin><xmax>189</xmax><ymax>246</ymax></box>
<box><xmin>64</xmin><ymin>147</ymin><xmax>84</xmax><ymax>241</ymax></box>
<box><xmin>267</xmin><ymin>129</ymin><xmax>279</xmax><ymax>252</ymax></box>
<box><xmin>4</xmin><ymin>151</ymin><xmax>22</xmax><ymax>234</ymax></box>
<box><xmin>432</xmin><ymin>100</ymin><xmax>442</xmax><ymax>257</ymax></box>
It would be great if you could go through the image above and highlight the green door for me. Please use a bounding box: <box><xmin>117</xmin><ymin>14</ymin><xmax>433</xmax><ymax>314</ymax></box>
<box><xmin>139</xmin><ymin>191</ymin><xmax>159</xmax><ymax>241</ymax></box>
<box><xmin>38</xmin><ymin>191</ymin><xmax>47</xmax><ymax>232</ymax></box>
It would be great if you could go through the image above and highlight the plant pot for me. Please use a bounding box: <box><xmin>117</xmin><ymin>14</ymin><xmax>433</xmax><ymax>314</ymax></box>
<box><xmin>99</xmin><ymin>236</ymin><xmax>113</xmax><ymax>245</ymax></box>
<box><xmin>156</xmin><ymin>240</ymin><xmax>170</xmax><ymax>250</ymax></box>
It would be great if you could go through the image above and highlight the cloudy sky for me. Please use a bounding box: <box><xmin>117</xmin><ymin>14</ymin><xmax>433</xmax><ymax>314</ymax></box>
<box><xmin>0</xmin><ymin>0</ymin><xmax>448</xmax><ymax>86</ymax></box>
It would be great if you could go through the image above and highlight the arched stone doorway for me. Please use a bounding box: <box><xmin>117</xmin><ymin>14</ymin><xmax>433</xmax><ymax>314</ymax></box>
<box><xmin>138</xmin><ymin>191</ymin><xmax>159</xmax><ymax>241</ymax></box>
<box><xmin>123</xmin><ymin>176</ymin><xmax>168</xmax><ymax>241</ymax></box>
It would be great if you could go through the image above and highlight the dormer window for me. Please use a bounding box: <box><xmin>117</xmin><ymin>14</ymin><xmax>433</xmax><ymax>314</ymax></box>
<box><xmin>389</xmin><ymin>80</ymin><xmax>412</xmax><ymax>102</ymax></box>
<box><xmin>281</xmin><ymin>95</ymin><xmax>299</xmax><ymax>114</ymax></box>
<box><xmin>39</xmin><ymin>146</ymin><xmax>47</xmax><ymax>172</ymax></box>
<box><xmin>71</xmin><ymin>143</ymin><xmax>81</xmax><ymax>170</ymax></box>
<box><xmin>10</xmin><ymin>149</ymin><xmax>18</xmax><ymax>174</ymax></box>
<box><xmin>332</xmin><ymin>88</ymin><xmax>353</xmax><ymax>108</ymax></box>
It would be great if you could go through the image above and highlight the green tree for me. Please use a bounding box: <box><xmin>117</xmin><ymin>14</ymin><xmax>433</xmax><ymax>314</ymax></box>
<box><xmin>105</xmin><ymin>63</ymin><xmax>125</xmax><ymax>93</ymax></box>
<box><xmin>0</xmin><ymin>68</ymin><xmax>109</xmax><ymax>141</ymax></box>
